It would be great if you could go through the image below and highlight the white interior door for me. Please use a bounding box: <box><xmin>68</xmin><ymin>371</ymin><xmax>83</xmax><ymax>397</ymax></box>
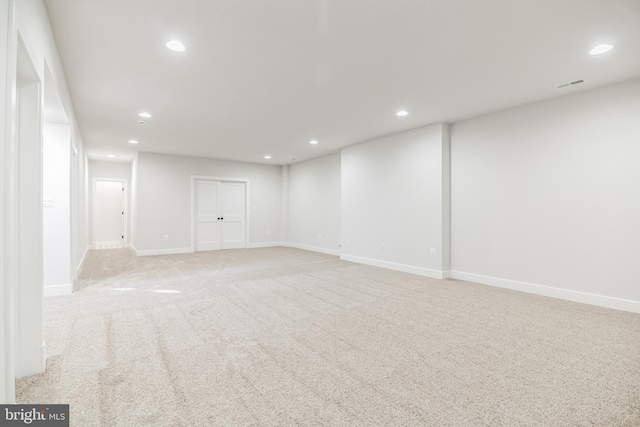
<box><xmin>221</xmin><ymin>183</ymin><xmax>246</xmax><ymax>249</ymax></box>
<box><xmin>95</xmin><ymin>181</ymin><xmax>124</xmax><ymax>249</ymax></box>
<box><xmin>195</xmin><ymin>180</ymin><xmax>221</xmax><ymax>251</ymax></box>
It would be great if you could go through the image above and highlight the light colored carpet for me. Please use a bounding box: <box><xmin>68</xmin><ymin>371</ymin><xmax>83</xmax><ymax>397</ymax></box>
<box><xmin>16</xmin><ymin>247</ymin><xmax>640</xmax><ymax>426</ymax></box>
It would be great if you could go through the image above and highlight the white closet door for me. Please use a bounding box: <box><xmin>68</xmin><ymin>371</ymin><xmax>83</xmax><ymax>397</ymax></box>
<box><xmin>195</xmin><ymin>180</ymin><xmax>221</xmax><ymax>251</ymax></box>
<box><xmin>220</xmin><ymin>183</ymin><xmax>245</xmax><ymax>249</ymax></box>
<box><xmin>95</xmin><ymin>181</ymin><xmax>124</xmax><ymax>249</ymax></box>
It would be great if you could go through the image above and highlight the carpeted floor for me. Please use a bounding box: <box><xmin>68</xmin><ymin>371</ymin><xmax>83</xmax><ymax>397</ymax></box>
<box><xmin>16</xmin><ymin>247</ymin><xmax>640</xmax><ymax>426</ymax></box>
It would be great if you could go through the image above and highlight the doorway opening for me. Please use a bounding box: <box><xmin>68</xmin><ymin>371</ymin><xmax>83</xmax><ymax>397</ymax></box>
<box><xmin>92</xmin><ymin>178</ymin><xmax>127</xmax><ymax>249</ymax></box>
<box><xmin>43</xmin><ymin>63</ymin><xmax>71</xmax><ymax>297</ymax></box>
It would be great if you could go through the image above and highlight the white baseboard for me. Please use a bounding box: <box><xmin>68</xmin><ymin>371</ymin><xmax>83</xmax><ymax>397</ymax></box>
<box><xmin>74</xmin><ymin>245</ymin><xmax>91</xmax><ymax>280</ymax></box>
<box><xmin>285</xmin><ymin>242</ymin><xmax>340</xmax><ymax>256</ymax></box>
<box><xmin>248</xmin><ymin>242</ymin><xmax>284</xmax><ymax>249</ymax></box>
<box><xmin>134</xmin><ymin>247</ymin><xmax>194</xmax><ymax>257</ymax></box>
<box><xmin>449</xmin><ymin>270</ymin><xmax>640</xmax><ymax>314</ymax></box>
<box><xmin>15</xmin><ymin>341</ymin><xmax>46</xmax><ymax>379</ymax></box>
<box><xmin>95</xmin><ymin>240</ymin><xmax>124</xmax><ymax>249</ymax></box>
<box><xmin>340</xmin><ymin>254</ymin><xmax>445</xmax><ymax>279</ymax></box>
<box><xmin>44</xmin><ymin>284</ymin><xmax>73</xmax><ymax>298</ymax></box>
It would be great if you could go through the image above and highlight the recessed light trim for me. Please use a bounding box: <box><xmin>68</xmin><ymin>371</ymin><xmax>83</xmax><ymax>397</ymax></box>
<box><xmin>396</xmin><ymin>110</ymin><xmax>408</xmax><ymax>117</ymax></box>
<box><xmin>166</xmin><ymin>40</ymin><xmax>186</xmax><ymax>52</ymax></box>
<box><xmin>138</xmin><ymin>112</ymin><xmax>152</xmax><ymax>118</ymax></box>
<box><xmin>589</xmin><ymin>44</ymin><xmax>613</xmax><ymax>55</ymax></box>
<box><xmin>107</xmin><ymin>154</ymin><xmax>115</xmax><ymax>158</ymax></box>
<box><xmin>264</xmin><ymin>155</ymin><xmax>272</xmax><ymax>159</ymax></box>
<box><xmin>128</xmin><ymin>140</ymin><xmax>139</xmax><ymax>144</ymax></box>
<box><xmin>310</xmin><ymin>140</ymin><xmax>318</xmax><ymax>145</ymax></box>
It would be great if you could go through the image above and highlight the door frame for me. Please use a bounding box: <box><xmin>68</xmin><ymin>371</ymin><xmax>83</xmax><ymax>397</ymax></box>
<box><xmin>91</xmin><ymin>177</ymin><xmax>128</xmax><ymax>249</ymax></box>
<box><xmin>190</xmin><ymin>175</ymin><xmax>250</xmax><ymax>252</ymax></box>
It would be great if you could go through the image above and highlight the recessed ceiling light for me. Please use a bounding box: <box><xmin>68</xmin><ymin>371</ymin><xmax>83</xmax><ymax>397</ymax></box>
<box><xmin>107</xmin><ymin>155</ymin><xmax>115</xmax><ymax>158</ymax></box>
<box><xmin>589</xmin><ymin>44</ymin><xmax>613</xmax><ymax>55</ymax></box>
<box><xmin>166</xmin><ymin>40</ymin><xmax>186</xmax><ymax>52</ymax></box>
<box><xmin>138</xmin><ymin>112</ymin><xmax>151</xmax><ymax>118</ymax></box>
<box><xmin>396</xmin><ymin>110</ymin><xmax>408</xmax><ymax>117</ymax></box>
<box><xmin>310</xmin><ymin>140</ymin><xmax>318</xmax><ymax>145</ymax></box>
<box><xmin>264</xmin><ymin>155</ymin><xmax>271</xmax><ymax>159</ymax></box>
<box><xmin>128</xmin><ymin>140</ymin><xmax>138</xmax><ymax>144</ymax></box>
<box><xmin>138</xmin><ymin>120</ymin><xmax>146</xmax><ymax>125</ymax></box>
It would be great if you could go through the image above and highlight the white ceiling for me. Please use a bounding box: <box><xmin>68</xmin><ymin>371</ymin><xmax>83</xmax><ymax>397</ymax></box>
<box><xmin>44</xmin><ymin>0</ymin><xmax>640</xmax><ymax>165</ymax></box>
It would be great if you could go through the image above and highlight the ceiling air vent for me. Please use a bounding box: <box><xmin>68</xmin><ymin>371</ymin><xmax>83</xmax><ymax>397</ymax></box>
<box><xmin>556</xmin><ymin>79</ymin><xmax>585</xmax><ymax>89</ymax></box>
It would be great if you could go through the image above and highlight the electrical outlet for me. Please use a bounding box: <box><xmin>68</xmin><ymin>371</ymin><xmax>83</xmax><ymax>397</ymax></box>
<box><xmin>164</xmin><ymin>235</ymin><xmax>169</xmax><ymax>241</ymax></box>
<box><xmin>430</xmin><ymin>248</ymin><xmax>436</xmax><ymax>256</ymax></box>
<box><xmin>381</xmin><ymin>242</ymin><xmax>386</xmax><ymax>251</ymax></box>
<box><xmin>318</xmin><ymin>233</ymin><xmax>322</xmax><ymax>239</ymax></box>
<box><xmin>267</xmin><ymin>230</ymin><xmax>271</xmax><ymax>236</ymax></box>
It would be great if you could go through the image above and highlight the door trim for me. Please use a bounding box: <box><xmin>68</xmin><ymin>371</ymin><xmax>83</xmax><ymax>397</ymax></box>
<box><xmin>190</xmin><ymin>175</ymin><xmax>250</xmax><ymax>252</ymax></box>
<box><xmin>91</xmin><ymin>177</ymin><xmax>128</xmax><ymax>249</ymax></box>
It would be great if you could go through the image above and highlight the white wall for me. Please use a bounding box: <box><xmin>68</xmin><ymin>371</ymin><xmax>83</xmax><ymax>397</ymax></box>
<box><xmin>133</xmin><ymin>152</ymin><xmax>282</xmax><ymax>254</ymax></box>
<box><xmin>451</xmin><ymin>78</ymin><xmax>640</xmax><ymax>312</ymax></box>
<box><xmin>2</xmin><ymin>0</ymin><xmax>88</xmax><ymax>403</ymax></box>
<box><xmin>287</xmin><ymin>153</ymin><xmax>341</xmax><ymax>255</ymax></box>
<box><xmin>17</xmin><ymin>0</ymin><xmax>89</xmax><ymax>280</ymax></box>
<box><xmin>0</xmin><ymin>0</ymin><xmax>11</xmax><ymax>404</ymax></box>
<box><xmin>131</xmin><ymin>153</ymin><xmax>138</xmax><ymax>246</ymax></box>
<box><xmin>88</xmin><ymin>160</ymin><xmax>131</xmax><ymax>246</ymax></box>
<box><xmin>43</xmin><ymin>123</ymin><xmax>71</xmax><ymax>294</ymax></box>
<box><xmin>341</xmin><ymin>123</ymin><xmax>450</xmax><ymax>278</ymax></box>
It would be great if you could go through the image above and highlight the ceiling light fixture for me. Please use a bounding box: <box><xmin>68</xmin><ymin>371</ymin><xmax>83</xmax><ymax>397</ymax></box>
<box><xmin>556</xmin><ymin>79</ymin><xmax>585</xmax><ymax>89</ymax></box>
<box><xmin>128</xmin><ymin>140</ymin><xmax>139</xmax><ymax>144</ymax></box>
<box><xmin>264</xmin><ymin>155</ymin><xmax>272</xmax><ymax>159</ymax></box>
<box><xmin>138</xmin><ymin>112</ymin><xmax>151</xmax><ymax>118</ymax></box>
<box><xmin>310</xmin><ymin>140</ymin><xmax>318</xmax><ymax>145</ymax></box>
<box><xmin>166</xmin><ymin>40</ymin><xmax>186</xmax><ymax>52</ymax></box>
<box><xmin>589</xmin><ymin>44</ymin><xmax>613</xmax><ymax>55</ymax></box>
<box><xmin>396</xmin><ymin>110</ymin><xmax>408</xmax><ymax>117</ymax></box>
<box><xmin>107</xmin><ymin>155</ymin><xmax>115</xmax><ymax>158</ymax></box>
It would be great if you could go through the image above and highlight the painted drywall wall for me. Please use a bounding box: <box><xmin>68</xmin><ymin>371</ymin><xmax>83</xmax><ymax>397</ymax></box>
<box><xmin>88</xmin><ymin>160</ymin><xmax>131</xmax><ymax>246</ymax></box>
<box><xmin>133</xmin><ymin>152</ymin><xmax>282</xmax><ymax>254</ymax></box>
<box><xmin>341</xmin><ymin>123</ymin><xmax>450</xmax><ymax>278</ymax></box>
<box><xmin>451</xmin><ymin>78</ymin><xmax>640</xmax><ymax>312</ymax></box>
<box><xmin>280</xmin><ymin>165</ymin><xmax>289</xmax><ymax>243</ymax></box>
<box><xmin>18</xmin><ymin>0</ymin><xmax>89</xmax><ymax>278</ymax></box>
<box><xmin>1</xmin><ymin>0</ymin><xmax>89</xmax><ymax>402</ymax></box>
<box><xmin>43</xmin><ymin>123</ymin><xmax>71</xmax><ymax>292</ymax></box>
<box><xmin>287</xmin><ymin>153</ymin><xmax>341</xmax><ymax>255</ymax></box>
<box><xmin>131</xmin><ymin>153</ymin><xmax>138</xmax><ymax>246</ymax></box>
<box><xmin>0</xmin><ymin>0</ymin><xmax>11</xmax><ymax>403</ymax></box>
<box><xmin>16</xmin><ymin>71</ymin><xmax>45</xmax><ymax>378</ymax></box>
